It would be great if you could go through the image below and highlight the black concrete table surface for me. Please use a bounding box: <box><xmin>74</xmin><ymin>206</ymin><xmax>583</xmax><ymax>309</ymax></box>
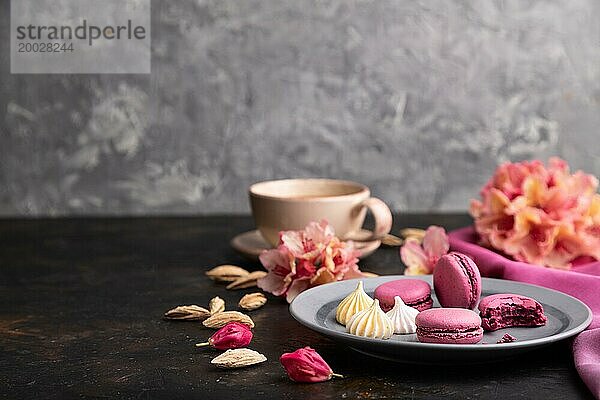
<box><xmin>0</xmin><ymin>215</ymin><xmax>593</xmax><ymax>399</ymax></box>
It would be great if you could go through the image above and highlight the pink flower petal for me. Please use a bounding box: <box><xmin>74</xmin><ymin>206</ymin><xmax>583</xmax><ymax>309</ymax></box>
<box><xmin>280</xmin><ymin>231</ymin><xmax>305</xmax><ymax>257</ymax></box>
<box><xmin>295</xmin><ymin>259</ymin><xmax>316</xmax><ymax>279</ymax></box>
<box><xmin>423</xmin><ymin>226</ymin><xmax>449</xmax><ymax>261</ymax></box>
<box><xmin>310</xmin><ymin>267</ymin><xmax>336</xmax><ymax>286</ymax></box>
<box><xmin>259</xmin><ymin>248</ymin><xmax>291</xmax><ymax>273</ymax></box>
<box><xmin>342</xmin><ymin>263</ymin><xmax>366</xmax><ymax>279</ymax></box>
<box><xmin>470</xmin><ymin>199</ymin><xmax>484</xmax><ymax>218</ymax></box>
<box><xmin>321</xmin><ymin>245</ymin><xmax>335</xmax><ymax>272</ymax></box>
<box><xmin>334</xmin><ymin>244</ymin><xmax>360</xmax><ymax>273</ymax></box>
<box><xmin>257</xmin><ymin>271</ymin><xmax>288</xmax><ymax>297</ymax></box>
<box><xmin>304</xmin><ymin>220</ymin><xmax>335</xmax><ymax>246</ymax></box>
<box><xmin>285</xmin><ymin>279</ymin><xmax>311</xmax><ymax>303</ymax></box>
<box><xmin>404</xmin><ymin>263</ymin><xmax>432</xmax><ymax>276</ymax></box>
<box><xmin>400</xmin><ymin>240</ymin><xmax>430</xmax><ymax>275</ymax></box>
<box><xmin>258</xmin><ymin>247</ymin><xmax>297</xmax><ymax>297</ymax></box>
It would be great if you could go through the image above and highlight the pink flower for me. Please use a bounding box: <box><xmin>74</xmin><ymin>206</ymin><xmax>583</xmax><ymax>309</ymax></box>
<box><xmin>280</xmin><ymin>347</ymin><xmax>342</xmax><ymax>383</ymax></box>
<box><xmin>257</xmin><ymin>220</ymin><xmax>363</xmax><ymax>302</ymax></box>
<box><xmin>400</xmin><ymin>226</ymin><xmax>449</xmax><ymax>275</ymax></box>
<box><xmin>195</xmin><ymin>322</ymin><xmax>253</xmax><ymax>350</ymax></box>
<box><xmin>471</xmin><ymin>158</ymin><xmax>600</xmax><ymax>268</ymax></box>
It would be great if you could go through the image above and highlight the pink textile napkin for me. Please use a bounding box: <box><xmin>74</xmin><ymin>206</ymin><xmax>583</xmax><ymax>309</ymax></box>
<box><xmin>449</xmin><ymin>226</ymin><xmax>600</xmax><ymax>399</ymax></box>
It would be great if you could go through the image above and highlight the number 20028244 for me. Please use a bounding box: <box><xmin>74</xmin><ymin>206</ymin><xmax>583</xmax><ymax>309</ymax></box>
<box><xmin>17</xmin><ymin>42</ymin><xmax>74</xmax><ymax>53</ymax></box>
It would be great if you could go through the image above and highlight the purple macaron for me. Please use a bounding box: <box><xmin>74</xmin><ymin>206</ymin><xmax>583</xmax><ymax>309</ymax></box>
<box><xmin>478</xmin><ymin>294</ymin><xmax>547</xmax><ymax>331</ymax></box>
<box><xmin>416</xmin><ymin>308</ymin><xmax>483</xmax><ymax>344</ymax></box>
<box><xmin>433</xmin><ymin>252</ymin><xmax>481</xmax><ymax>309</ymax></box>
<box><xmin>374</xmin><ymin>279</ymin><xmax>433</xmax><ymax>312</ymax></box>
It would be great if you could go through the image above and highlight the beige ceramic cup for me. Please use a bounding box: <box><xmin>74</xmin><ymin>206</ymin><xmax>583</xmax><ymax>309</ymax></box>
<box><xmin>249</xmin><ymin>178</ymin><xmax>393</xmax><ymax>247</ymax></box>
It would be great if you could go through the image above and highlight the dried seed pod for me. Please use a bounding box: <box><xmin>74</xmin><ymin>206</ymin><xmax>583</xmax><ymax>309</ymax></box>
<box><xmin>381</xmin><ymin>233</ymin><xmax>403</xmax><ymax>247</ymax></box>
<box><xmin>211</xmin><ymin>348</ymin><xmax>266</xmax><ymax>369</ymax></box>
<box><xmin>202</xmin><ymin>311</ymin><xmax>255</xmax><ymax>329</ymax></box>
<box><xmin>239</xmin><ymin>293</ymin><xmax>267</xmax><ymax>311</ymax></box>
<box><xmin>205</xmin><ymin>265</ymin><xmax>249</xmax><ymax>282</ymax></box>
<box><xmin>163</xmin><ymin>305</ymin><xmax>211</xmax><ymax>321</ymax></box>
<box><xmin>226</xmin><ymin>271</ymin><xmax>267</xmax><ymax>290</ymax></box>
<box><xmin>209</xmin><ymin>296</ymin><xmax>225</xmax><ymax>314</ymax></box>
<box><xmin>399</xmin><ymin>228</ymin><xmax>426</xmax><ymax>243</ymax></box>
<box><xmin>361</xmin><ymin>271</ymin><xmax>379</xmax><ymax>278</ymax></box>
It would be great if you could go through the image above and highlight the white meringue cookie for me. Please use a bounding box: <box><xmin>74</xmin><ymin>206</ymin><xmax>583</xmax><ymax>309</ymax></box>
<box><xmin>386</xmin><ymin>296</ymin><xmax>419</xmax><ymax>334</ymax></box>
<box><xmin>346</xmin><ymin>299</ymin><xmax>393</xmax><ymax>339</ymax></box>
<box><xmin>336</xmin><ymin>281</ymin><xmax>373</xmax><ymax>326</ymax></box>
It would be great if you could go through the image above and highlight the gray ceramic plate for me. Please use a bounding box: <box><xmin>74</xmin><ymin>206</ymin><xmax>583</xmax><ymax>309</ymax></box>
<box><xmin>289</xmin><ymin>275</ymin><xmax>592</xmax><ymax>364</ymax></box>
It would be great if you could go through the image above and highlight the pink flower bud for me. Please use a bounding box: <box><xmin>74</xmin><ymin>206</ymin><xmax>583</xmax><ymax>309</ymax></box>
<box><xmin>280</xmin><ymin>347</ymin><xmax>343</xmax><ymax>383</ymax></box>
<box><xmin>196</xmin><ymin>322</ymin><xmax>252</xmax><ymax>350</ymax></box>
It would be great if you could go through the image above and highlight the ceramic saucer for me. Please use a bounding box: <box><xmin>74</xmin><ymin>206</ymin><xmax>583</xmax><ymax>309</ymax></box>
<box><xmin>230</xmin><ymin>229</ymin><xmax>381</xmax><ymax>261</ymax></box>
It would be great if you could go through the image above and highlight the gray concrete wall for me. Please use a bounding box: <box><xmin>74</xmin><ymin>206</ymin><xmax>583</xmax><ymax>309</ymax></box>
<box><xmin>1</xmin><ymin>0</ymin><xmax>599</xmax><ymax>216</ymax></box>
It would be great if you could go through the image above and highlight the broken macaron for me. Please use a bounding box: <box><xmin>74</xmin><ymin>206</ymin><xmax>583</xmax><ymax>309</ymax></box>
<box><xmin>478</xmin><ymin>294</ymin><xmax>547</xmax><ymax>331</ymax></box>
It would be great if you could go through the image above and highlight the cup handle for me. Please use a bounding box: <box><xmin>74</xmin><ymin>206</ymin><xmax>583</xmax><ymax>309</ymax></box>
<box><xmin>351</xmin><ymin>197</ymin><xmax>393</xmax><ymax>241</ymax></box>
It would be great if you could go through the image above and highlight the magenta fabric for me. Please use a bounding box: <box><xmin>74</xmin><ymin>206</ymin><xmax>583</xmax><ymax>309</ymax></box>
<box><xmin>449</xmin><ymin>226</ymin><xmax>600</xmax><ymax>399</ymax></box>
